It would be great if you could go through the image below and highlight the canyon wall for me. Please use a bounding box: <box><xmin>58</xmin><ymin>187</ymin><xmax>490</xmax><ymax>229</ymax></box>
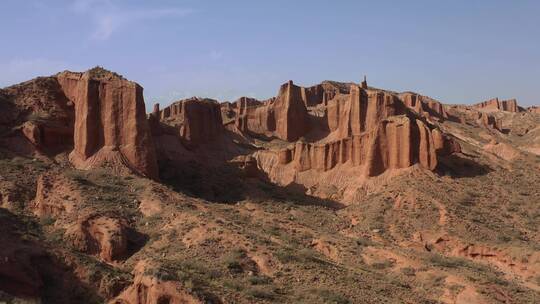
<box><xmin>153</xmin><ymin>97</ymin><xmax>224</xmax><ymax>147</ymax></box>
<box><xmin>474</xmin><ymin>98</ymin><xmax>519</xmax><ymax>112</ymax></box>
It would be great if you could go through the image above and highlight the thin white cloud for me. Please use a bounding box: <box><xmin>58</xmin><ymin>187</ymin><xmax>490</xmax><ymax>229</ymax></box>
<box><xmin>71</xmin><ymin>1</ymin><xmax>193</xmax><ymax>41</ymax></box>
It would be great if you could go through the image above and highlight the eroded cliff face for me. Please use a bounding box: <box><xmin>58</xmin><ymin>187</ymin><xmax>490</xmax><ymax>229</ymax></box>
<box><xmin>275</xmin><ymin>115</ymin><xmax>454</xmax><ymax>177</ymax></box>
<box><xmin>474</xmin><ymin>98</ymin><xmax>519</xmax><ymax>112</ymax></box>
<box><xmin>234</xmin><ymin>81</ymin><xmax>310</xmax><ymax>141</ymax></box>
<box><xmin>153</xmin><ymin>97</ymin><xmax>223</xmax><ymax>147</ymax></box>
<box><xmin>400</xmin><ymin>92</ymin><xmax>449</xmax><ymax>120</ymax></box>
<box><xmin>56</xmin><ymin>69</ymin><xmax>158</xmax><ymax>180</ymax></box>
<box><xmin>233</xmin><ymin>82</ymin><xmax>459</xmax><ymax>180</ymax></box>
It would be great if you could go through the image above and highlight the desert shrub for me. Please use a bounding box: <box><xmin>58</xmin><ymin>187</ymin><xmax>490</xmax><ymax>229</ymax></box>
<box><xmin>223</xmin><ymin>249</ymin><xmax>247</xmax><ymax>274</ymax></box>
<box><xmin>355</xmin><ymin>237</ymin><xmax>374</xmax><ymax>247</ymax></box>
<box><xmin>223</xmin><ymin>278</ymin><xmax>244</xmax><ymax>291</ymax></box>
<box><xmin>40</xmin><ymin>216</ymin><xmax>55</xmax><ymax>226</ymax></box>
<box><xmin>246</xmin><ymin>286</ymin><xmax>276</xmax><ymax>300</ymax></box>
<box><xmin>249</xmin><ymin>275</ymin><xmax>272</xmax><ymax>285</ymax></box>
<box><xmin>401</xmin><ymin>267</ymin><xmax>416</xmax><ymax>276</ymax></box>
<box><xmin>429</xmin><ymin>254</ymin><xmax>468</xmax><ymax>268</ymax></box>
<box><xmin>371</xmin><ymin>260</ymin><xmax>395</xmax><ymax>270</ymax></box>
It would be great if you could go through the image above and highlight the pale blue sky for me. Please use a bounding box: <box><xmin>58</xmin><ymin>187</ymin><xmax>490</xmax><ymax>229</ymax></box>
<box><xmin>1</xmin><ymin>0</ymin><xmax>539</xmax><ymax>107</ymax></box>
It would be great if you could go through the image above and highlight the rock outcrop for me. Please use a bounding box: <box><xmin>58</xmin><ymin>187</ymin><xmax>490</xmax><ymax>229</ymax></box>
<box><xmin>66</xmin><ymin>215</ymin><xmax>131</xmax><ymax>263</ymax></box>
<box><xmin>527</xmin><ymin>106</ymin><xmax>540</xmax><ymax>114</ymax></box>
<box><xmin>277</xmin><ymin>115</ymin><xmax>455</xmax><ymax>176</ymax></box>
<box><xmin>477</xmin><ymin>112</ymin><xmax>502</xmax><ymax>131</ymax></box>
<box><xmin>56</xmin><ymin>68</ymin><xmax>158</xmax><ymax>179</ymax></box>
<box><xmin>474</xmin><ymin>98</ymin><xmax>519</xmax><ymax>112</ymax></box>
<box><xmin>155</xmin><ymin>97</ymin><xmax>223</xmax><ymax>147</ymax></box>
<box><xmin>400</xmin><ymin>92</ymin><xmax>449</xmax><ymax>120</ymax></box>
<box><xmin>110</xmin><ymin>261</ymin><xmax>204</xmax><ymax>304</ymax></box>
<box><xmin>300</xmin><ymin>81</ymin><xmax>350</xmax><ymax>107</ymax></box>
<box><xmin>234</xmin><ymin>81</ymin><xmax>310</xmax><ymax>141</ymax></box>
<box><xmin>274</xmin><ymin>81</ymin><xmax>310</xmax><ymax>141</ymax></box>
<box><xmin>254</xmin><ymin>83</ymin><xmax>460</xmax><ymax>177</ymax></box>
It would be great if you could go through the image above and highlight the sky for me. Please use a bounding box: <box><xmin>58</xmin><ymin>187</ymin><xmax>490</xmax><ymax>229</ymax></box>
<box><xmin>0</xmin><ymin>0</ymin><xmax>539</xmax><ymax>108</ymax></box>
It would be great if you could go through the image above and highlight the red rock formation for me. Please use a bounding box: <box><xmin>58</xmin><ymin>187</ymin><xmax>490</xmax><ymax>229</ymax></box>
<box><xmin>474</xmin><ymin>98</ymin><xmax>519</xmax><ymax>112</ymax></box>
<box><xmin>477</xmin><ymin>112</ymin><xmax>502</xmax><ymax>131</ymax></box>
<box><xmin>400</xmin><ymin>92</ymin><xmax>448</xmax><ymax>120</ymax></box>
<box><xmin>67</xmin><ymin>215</ymin><xmax>130</xmax><ymax>263</ymax></box>
<box><xmin>111</xmin><ymin>261</ymin><xmax>203</xmax><ymax>304</ymax></box>
<box><xmin>156</xmin><ymin>97</ymin><xmax>223</xmax><ymax>147</ymax></box>
<box><xmin>301</xmin><ymin>81</ymin><xmax>350</xmax><ymax>107</ymax></box>
<box><xmin>220</xmin><ymin>101</ymin><xmax>236</xmax><ymax>124</ymax></box>
<box><xmin>326</xmin><ymin>86</ymin><xmax>404</xmax><ymax>138</ymax></box>
<box><xmin>56</xmin><ymin>68</ymin><xmax>158</xmax><ymax>179</ymax></box>
<box><xmin>234</xmin><ymin>81</ymin><xmax>309</xmax><ymax>141</ymax></box>
<box><xmin>432</xmin><ymin>128</ymin><xmax>461</xmax><ymax>155</ymax></box>
<box><xmin>152</xmin><ymin>103</ymin><xmax>160</xmax><ymax>116</ymax></box>
<box><xmin>232</xmin><ymin>81</ymin><xmax>459</xmax><ymax>177</ymax></box>
<box><xmin>277</xmin><ymin>115</ymin><xmax>451</xmax><ymax>176</ymax></box>
<box><xmin>527</xmin><ymin>106</ymin><xmax>540</xmax><ymax>114</ymax></box>
<box><xmin>275</xmin><ymin>81</ymin><xmax>310</xmax><ymax>141</ymax></box>
<box><xmin>234</xmin><ymin>97</ymin><xmax>264</xmax><ymax>133</ymax></box>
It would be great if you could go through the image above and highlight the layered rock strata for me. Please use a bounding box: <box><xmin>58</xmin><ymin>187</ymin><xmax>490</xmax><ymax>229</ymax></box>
<box><xmin>57</xmin><ymin>69</ymin><xmax>158</xmax><ymax>179</ymax></box>
<box><xmin>474</xmin><ymin>98</ymin><xmax>519</xmax><ymax>112</ymax></box>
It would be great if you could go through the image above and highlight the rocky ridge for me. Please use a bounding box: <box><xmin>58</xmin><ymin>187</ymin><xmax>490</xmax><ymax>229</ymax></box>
<box><xmin>1</xmin><ymin>68</ymin><xmax>539</xmax><ymax>304</ymax></box>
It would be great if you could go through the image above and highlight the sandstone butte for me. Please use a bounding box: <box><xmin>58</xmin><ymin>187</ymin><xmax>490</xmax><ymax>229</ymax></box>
<box><xmin>56</xmin><ymin>69</ymin><xmax>158</xmax><ymax>180</ymax></box>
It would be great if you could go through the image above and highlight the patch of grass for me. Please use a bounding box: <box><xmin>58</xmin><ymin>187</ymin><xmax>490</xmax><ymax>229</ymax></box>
<box><xmin>275</xmin><ymin>247</ymin><xmax>328</xmax><ymax>265</ymax></box>
<box><xmin>400</xmin><ymin>267</ymin><xmax>416</xmax><ymax>276</ymax></box>
<box><xmin>429</xmin><ymin>254</ymin><xmax>468</xmax><ymax>268</ymax></box>
<box><xmin>371</xmin><ymin>260</ymin><xmax>395</xmax><ymax>270</ymax></box>
<box><xmin>355</xmin><ymin>237</ymin><xmax>375</xmax><ymax>247</ymax></box>
<box><xmin>223</xmin><ymin>249</ymin><xmax>247</xmax><ymax>274</ymax></box>
<box><xmin>246</xmin><ymin>286</ymin><xmax>276</xmax><ymax>300</ymax></box>
<box><xmin>298</xmin><ymin>289</ymin><xmax>350</xmax><ymax>304</ymax></box>
<box><xmin>248</xmin><ymin>275</ymin><xmax>272</xmax><ymax>285</ymax></box>
<box><xmin>39</xmin><ymin>216</ymin><xmax>56</xmax><ymax>226</ymax></box>
<box><xmin>223</xmin><ymin>278</ymin><xmax>244</xmax><ymax>291</ymax></box>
